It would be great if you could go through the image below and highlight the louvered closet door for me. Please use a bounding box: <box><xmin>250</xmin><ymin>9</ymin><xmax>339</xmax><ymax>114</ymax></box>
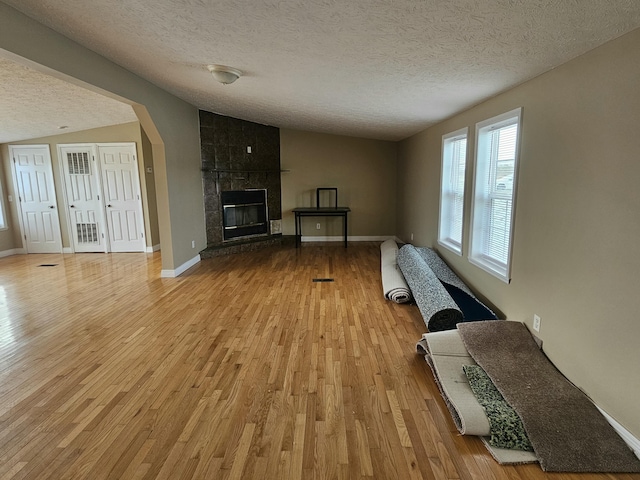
<box><xmin>59</xmin><ymin>145</ymin><xmax>107</xmax><ymax>252</ymax></box>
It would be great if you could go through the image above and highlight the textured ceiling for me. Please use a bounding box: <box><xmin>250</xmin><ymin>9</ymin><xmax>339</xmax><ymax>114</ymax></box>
<box><xmin>0</xmin><ymin>57</ymin><xmax>137</xmax><ymax>143</ymax></box>
<box><xmin>2</xmin><ymin>0</ymin><xmax>640</xmax><ymax>141</ymax></box>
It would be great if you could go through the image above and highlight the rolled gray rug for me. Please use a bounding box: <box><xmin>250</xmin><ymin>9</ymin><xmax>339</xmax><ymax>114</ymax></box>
<box><xmin>397</xmin><ymin>244</ymin><xmax>462</xmax><ymax>331</ymax></box>
<box><xmin>380</xmin><ymin>239</ymin><xmax>412</xmax><ymax>303</ymax></box>
<box><xmin>415</xmin><ymin>246</ymin><xmax>498</xmax><ymax>322</ymax></box>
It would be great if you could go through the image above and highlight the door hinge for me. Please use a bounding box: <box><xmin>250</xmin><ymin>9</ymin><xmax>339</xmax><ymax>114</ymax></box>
<box><xmin>24</xmin><ymin>234</ymin><xmax>27</xmax><ymax>240</ymax></box>
<box><xmin>137</xmin><ymin>194</ymin><xmax>140</xmax><ymax>200</ymax></box>
<box><xmin>102</xmin><ymin>233</ymin><xmax>105</xmax><ymax>238</ymax></box>
<box><xmin>141</xmin><ymin>233</ymin><xmax>144</xmax><ymax>238</ymax></box>
<box><xmin>97</xmin><ymin>195</ymin><xmax>100</xmax><ymax>200</ymax></box>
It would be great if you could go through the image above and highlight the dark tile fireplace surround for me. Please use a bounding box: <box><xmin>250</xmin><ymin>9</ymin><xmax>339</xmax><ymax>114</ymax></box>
<box><xmin>199</xmin><ymin>110</ymin><xmax>288</xmax><ymax>258</ymax></box>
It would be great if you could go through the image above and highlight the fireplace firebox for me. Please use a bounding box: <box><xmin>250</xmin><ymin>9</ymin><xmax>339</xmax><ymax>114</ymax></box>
<box><xmin>221</xmin><ymin>190</ymin><xmax>269</xmax><ymax>241</ymax></box>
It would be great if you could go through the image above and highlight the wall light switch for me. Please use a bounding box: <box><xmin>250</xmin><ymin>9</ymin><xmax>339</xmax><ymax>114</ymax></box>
<box><xmin>247</xmin><ymin>146</ymin><xmax>252</xmax><ymax>154</ymax></box>
<box><xmin>7</xmin><ymin>195</ymin><xmax>12</xmax><ymax>202</ymax></box>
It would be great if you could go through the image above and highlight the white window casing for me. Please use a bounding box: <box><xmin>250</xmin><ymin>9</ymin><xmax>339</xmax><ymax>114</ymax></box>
<box><xmin>438</xmin><ymin>127</ymin><xmax>468</xmax><ymax>255</ymax></box>
<box><xmin>0</xmin><ymin>177</ymin><xmax>7</xmax><ymax>230</ymax></box>
<box><xmin>469</xmin><ymin>108</ymin><xmax>522</xmax><ymax>283</ymax></box>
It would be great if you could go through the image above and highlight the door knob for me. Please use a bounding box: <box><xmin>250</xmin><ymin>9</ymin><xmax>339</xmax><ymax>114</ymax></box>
<box><xmin>107</xmin><ymin>204</ymin><xmax>112</xmax><ymax>208</ymax></box>
<box><xmin>49</xmin><ymin>205</ymin><xmax>55</xmax><ymax>209</ymax></box>
<box><xmin>70</xmin><ymin>205</ymin><xmax>75</xmax><ymax>208</ymax></box>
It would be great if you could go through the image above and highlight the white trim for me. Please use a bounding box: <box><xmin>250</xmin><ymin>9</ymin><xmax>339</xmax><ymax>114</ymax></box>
<box><xmin>301</xmin><ymin>235</ymin><xmax>396</xmax><ymax>243</ymax></box>
<box><xmin>438</xmin><ymin>240</ymin><xmax>464</xmax><ymax>257</ymax></box>
<box><xmin>62</xmin><ymin>247</ymin><xmax>73</xmax><ymax>254</ymax></box>
<box><xmin>146</xmin><ymin>244</ymin><xmax>161</xmax><ymax>253</ymax></box>
<box><xmin>160</xmin><ymin>254</ymin><xmax>201</xmax><ymax>278</ymax></box>
<box><xmin>0</xmin><ymin>248</ymin><xmax>27</xmax><ymax>258</ymax></box>
<box><xmin>597</xmin><ymin>406</ymin><xmax>640</xmax><ymax>460</ymax></box>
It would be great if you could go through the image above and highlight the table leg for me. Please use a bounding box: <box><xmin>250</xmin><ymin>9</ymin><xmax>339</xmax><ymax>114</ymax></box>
<box><xmin>344</xmin><ymin>213</ymin><xmax>348</xmax><ymax>248</ymax></box>
<box><xmin>295</xmin><ymin>213</ymin><xmax>300</xmax><ymax>247</ymax></box>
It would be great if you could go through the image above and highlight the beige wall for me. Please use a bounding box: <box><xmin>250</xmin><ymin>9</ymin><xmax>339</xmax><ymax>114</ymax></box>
<box><xmin>281</xmin><ymin>129</ymin><xmax>397</xmax><ymax>239</ymax></box>
<box><xmin>0</xmin><ymin>156</ymin><xmax>16</xmax><ymax>252</ymax></box>
<box><xmin>0</xmin><ymin>3</ymin><xmax>204</xmax><ymax>271</ymax></box>
<box><xmin>140</xmin><ymin>126</ymin><xmax>161</xmax><ymax>246</ymax></box>
<box><xmin>0</xmin><ymin>122</ymin><xmax>159</xmax><ymax>250</ymax></box>
<box><xmin>397</xmin><ymin>29</ymin><xmax>640</xmax><ymax>438</ymax></box>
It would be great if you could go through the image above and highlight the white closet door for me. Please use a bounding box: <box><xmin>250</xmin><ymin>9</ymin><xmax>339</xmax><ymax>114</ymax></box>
<box><xmin>10</xmin><ymin>145</ymin><xmax>63</xmax><ymax>254</ymax></box>
<box><xmin>98</xmin><ymin>143</ymin><xmax>145</xmax><ymax>252</ymax></box>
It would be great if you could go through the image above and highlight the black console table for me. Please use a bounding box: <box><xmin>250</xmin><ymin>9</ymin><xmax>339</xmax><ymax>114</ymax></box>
<box><xmin>292</xmin><ymin>207</ymin><xmax>351</xmax><ymax>248</ymax></box>
<box><xmin>293</xmin><ymin>187</ymin><xmax>350</xmax><ymax>248</ymax></box>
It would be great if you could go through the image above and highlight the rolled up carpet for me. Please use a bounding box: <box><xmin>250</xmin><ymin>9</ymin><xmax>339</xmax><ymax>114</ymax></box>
<box><xmin>397</xmin><ymin>244</ymin><xmax>462</xmax><ymax>331</ymax></box>
<box><xmin>380</xmin><ymin>239</ymin><xmax>412</xmax><ymax>303</ymax></box>
<box><xmin>416</xmin><ymin>247</ymin><xmax>498</xmax><ymax>322</ymax></box>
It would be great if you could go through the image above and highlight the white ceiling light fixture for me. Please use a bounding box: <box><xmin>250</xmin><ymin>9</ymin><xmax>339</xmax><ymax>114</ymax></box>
<box><xmin>207</xmin><ymin>64</ymin><xmax>242</xmax><ymax>85</ymax></box>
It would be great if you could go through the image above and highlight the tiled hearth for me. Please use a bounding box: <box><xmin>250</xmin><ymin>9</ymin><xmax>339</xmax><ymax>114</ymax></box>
<box><xmin>198</xmin><ymin>110</ymin><xmax>286</xmax><ymax>258</ymax></box>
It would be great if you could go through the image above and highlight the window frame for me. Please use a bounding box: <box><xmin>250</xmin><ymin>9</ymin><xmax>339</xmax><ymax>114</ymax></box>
<box><xmin>469</xmin><ymin>108</ymin><xmax>522</xmax><ymax>283</ymax></box>
<box><xmin>0</xmin><ymin>174</ymin><xmax>7</xmax><ymax>231</ymax></box>
<box><xmin>438</xmin><ymin>127</ymin><xmax>468</xmax><ymax>256</ymax></box>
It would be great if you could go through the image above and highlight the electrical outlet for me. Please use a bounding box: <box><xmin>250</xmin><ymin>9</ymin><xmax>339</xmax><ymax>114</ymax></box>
<box><xmin>410</xmin><ymin>233</ymin><xmax>414</xmax><ymax>241</ymax></box>
<box><xmin>191</xmin><ymin>240</ymin><xmax>195</xmax><ymax>248</ymax></box>
<box><xmin>316</xmin><ymin>223</ymin><xmax>321</xmax><ymax>230</ymax></box>
<box><xmin>247</xmin><ymin>146</ymin><xmax>252</xmax><ymax>154</ymax></box>
<box><xmin>533</xmin><ymin>314</ymin><xmax>541</xmax><ymax>332</ymax></box>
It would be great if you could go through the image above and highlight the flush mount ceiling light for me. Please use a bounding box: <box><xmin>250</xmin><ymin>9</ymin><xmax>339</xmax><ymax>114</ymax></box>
<box><xmin>207</xmin><ymin>64</ymin><xmax>242</xmax><ymax>85</ymax></box>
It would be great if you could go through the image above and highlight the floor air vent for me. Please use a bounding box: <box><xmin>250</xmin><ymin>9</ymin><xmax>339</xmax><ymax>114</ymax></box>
<box><xmin>38</xmin><ymin>264</ymin><xmax>58</xmax><ymax>267</ymax></box>
<box><xmin>312</xmin><ymin>278</ymin><xmax>334</xmax><ymax>282</ymax></box>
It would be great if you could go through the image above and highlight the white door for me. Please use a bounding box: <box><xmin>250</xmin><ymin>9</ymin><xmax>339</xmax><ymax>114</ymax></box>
<box><xmin>10</xmin><ymin>145</ymin><xmax>63</xmax><ymax>254</ymax></box>
<box><xmin>98</xmin><ymin>143</ymin><xmax>145</xmax><ymax>252</ymax></box>
<box><xmin>59</xmin><ymin>144</ymin><xmax>107</xmax><ymax>253</ymax></box>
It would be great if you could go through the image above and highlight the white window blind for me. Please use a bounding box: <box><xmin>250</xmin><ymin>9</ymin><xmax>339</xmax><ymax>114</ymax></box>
<box><xmin>470</xmin><ymin>108</ymin><xmax>522</xmax><ymax>282</ymax></box>
<box><xmin>438</xmin><ymin>128</ymin><xmax>468</xmax><ymax>255</ymax></box>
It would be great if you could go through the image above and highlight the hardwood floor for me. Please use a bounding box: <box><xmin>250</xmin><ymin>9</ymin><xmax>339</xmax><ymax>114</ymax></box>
<box><xmin>0</xmin><ymin>244</ymin><xmax>637</xmax><ymax>480</ymax></box>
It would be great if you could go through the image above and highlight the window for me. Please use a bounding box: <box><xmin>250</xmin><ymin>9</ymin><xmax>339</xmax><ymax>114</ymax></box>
<box><xmin>0</xmin><ymin>177</ymin><xmax>7</xmax><ymax>230</ymax></box>
<box><xmin>438</xmin><ymin>128</ymin><xmax>468</xmax><ymax>255</ymax></box>
<box><xmin>469</xmin><ymin>108</ymin><xmax>522</xmax><ymax>282</ymax></box>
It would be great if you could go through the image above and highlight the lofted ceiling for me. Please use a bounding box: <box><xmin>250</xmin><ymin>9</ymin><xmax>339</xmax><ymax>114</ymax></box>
<box><xmin>1</xmin><ymin>0</ymin><xmax>640</xmax><ymax>142</ymax></box>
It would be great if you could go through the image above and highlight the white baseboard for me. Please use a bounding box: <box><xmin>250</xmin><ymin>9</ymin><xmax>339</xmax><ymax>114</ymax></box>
<box><xmin>62</xmin><ymin>247</ymin><xmax>73</xmax><ymax>254</ymax></box>
<box><xmin>0</xmin><ymin>248</ymin><xmax>26</xmax><ymax>258</ymax></box>
<box><xmin>160</xmin><ymin>254</ymin><xmax>201</xmax><ymax>278</ymax></box>
<box><xmin>597</xmin><ymin>406</ymin><xmax>640</xmax><ymax>460</ymax></box>
<box><xmin>301</xmin><ymin>235</ymin><xmax>396</xmax><ymax>243</ymax></box>
<box><xmin>146</xmin><ymin>244</ymin><xmax>161</xmax><ymax>253</ymax></box>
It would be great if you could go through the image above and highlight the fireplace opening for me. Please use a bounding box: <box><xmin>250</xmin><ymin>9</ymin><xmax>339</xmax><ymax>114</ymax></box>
<box><xmin>222</xmin><ymin>190</ymin><xmax>268</xmax><ymax>241</ymax></box>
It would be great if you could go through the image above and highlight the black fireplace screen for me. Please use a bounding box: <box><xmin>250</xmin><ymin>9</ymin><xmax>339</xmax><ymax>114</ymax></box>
<box><xmin>221</xmin><ymin>190</ymin><xmax>268</xmax><ymax>241</ymax></box>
